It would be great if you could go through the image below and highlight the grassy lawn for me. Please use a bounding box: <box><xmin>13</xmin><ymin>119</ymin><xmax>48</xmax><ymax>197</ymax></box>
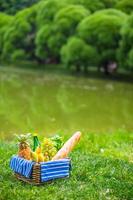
<box><xmin>0</xmin><ymin>130</ymin><xmax>133</xmax><ymax>200</ymax></box>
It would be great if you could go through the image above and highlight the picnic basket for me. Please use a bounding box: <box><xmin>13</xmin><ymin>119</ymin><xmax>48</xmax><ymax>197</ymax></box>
<box><xmin>15</xmin><ymin>162</ymin><xmax>41</xmax><ymax>185</ymax></box>
<box><xmin>10</xmin><ymin>131</ymin><xmax>81</xmax><ymax>185</ymax></box>
<box><xmin>10</xmin><ymin>156</ymin><xmax>71</xmax><ymax>185</ymax></box>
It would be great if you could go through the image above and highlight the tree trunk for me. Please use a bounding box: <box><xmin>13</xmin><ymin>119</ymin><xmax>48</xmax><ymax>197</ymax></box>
<box><xmin>103</xmin><ymin>61</ymin><xmax>109</xmax><ymax>75</ymax></box>
<box><xmin>76</xmin><ymin>65</ymin><xmax>80</xmax><ymax>72</ymax></box>
<box><xmin>84</xmin><ymin>66</ymin><xmax>88</xmax><ymax>74</ymax></box>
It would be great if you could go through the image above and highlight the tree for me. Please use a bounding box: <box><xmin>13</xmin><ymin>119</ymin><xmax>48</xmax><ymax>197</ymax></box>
<box><xmin>35</xmin><ymin>24</ymin><xmax>65</xmax><ymax>63</ymax></box>
<box><xmin>54</xmin><ymin>4</ymin><xmax>90</xmax><ymax>27</ymax></box>
<box><xmin>101</xmin><ymin>0</ymin><xmax>118</xmax><ymax>8</ymax></box>
<box><xmin>61</xmin><ymin>37</ymin><xmax>99</xmax><ymax>72</ymax></box>
<box><xmin>115</xmin><ymin>0</ymin><xmax>133</xmax><ymax>14</ymax></box>
<box><xmin>2</xmin><ymin>6</ymin><xmax>37</xmax><ymax>62</ymax></box>
<box><xmin>118</xmin><ymin>14</ymin><xmax>133</xmax><ymax>70</ymax></box>
<box><xmin>0</xmin><ymin>0</ymin><xmax>39</xmax><ymax>15</ymax></box>
<box><xmin>36</xmin><ymin>4</ymin><xmax>89</xmax><ymax>63</ymax></box>
<box><xmin>0</xmin><ymin>13</ymin><xmax>13</xmax><ymax>58</ymax></box>
<box><xmin>77</xmin><ymin>9</ymin><xmax>127</xmax><ymax>73</ymax></box>
<box><xmin>36</xmin><ymin>0</ymin><xmax>66</xmax><ymax>28</ymax></box>
<box><xmin>95</xmin><ymin>8</ymin><xmax>127</xmax><ymax>18</ymax></box>
<box><xmin>64</xmin><ymin>0</ymin><xmax>105</xmax><ymax>12</ymax></box>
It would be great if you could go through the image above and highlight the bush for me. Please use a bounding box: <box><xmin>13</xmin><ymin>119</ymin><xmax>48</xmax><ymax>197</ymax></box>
<box><xmin>118</xmin><ymin>14</ymin><xmax>133</xmax><ymax>70</ymax></box>
<box><xmin>61</xmin><ymin>37</ymin><xmax>99</xmax><ymax>72</ymax></box>
<box><xmin>115</xmin><ymin>0</ymin><xmax>133</xmax><ymax>14</ymax></box>
<box><xmin>77</xmin><ymin>9</ymin><xmax>127</xmax><ymax>72</ymax></box>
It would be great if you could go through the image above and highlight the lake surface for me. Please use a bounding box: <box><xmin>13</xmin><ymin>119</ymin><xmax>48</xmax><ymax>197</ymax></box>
<box><xmin>0</xmin><ymin>68</ymin><xmax>133</xmax><ymax>140</ymax></box>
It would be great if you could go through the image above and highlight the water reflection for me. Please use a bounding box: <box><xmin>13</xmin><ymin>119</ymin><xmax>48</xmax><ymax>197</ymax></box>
<box><xmin>0</xmin><ymin>70</ymin><xmax>133</xmax><ymax>139</ymax></box>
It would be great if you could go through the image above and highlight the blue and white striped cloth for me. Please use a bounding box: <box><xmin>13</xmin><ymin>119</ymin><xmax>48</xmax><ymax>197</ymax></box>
<box><xmin>40</xmin><ymin>159</ymin><xmax>71</xmax><ymax>182</ymax></box>
<box><xmin>10</xmin><ymin>155</ymin><xmax>34</xmax><ymax>178</ymax></box>
<box><xmin>10</xmin><ymin>156</ymin><xmax>71</xmax><ymax>182</ymax></box>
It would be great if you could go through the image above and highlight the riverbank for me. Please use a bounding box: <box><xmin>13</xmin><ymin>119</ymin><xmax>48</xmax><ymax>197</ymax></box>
<box><xmin>1</xmin><ymin>62</ymin><xmax>133</xmax><ymax>84</ymax></box>
<box><xmin>0</xmin><ymin>131</ymin><xmax>132</xmax><ymax>200</ymax></box>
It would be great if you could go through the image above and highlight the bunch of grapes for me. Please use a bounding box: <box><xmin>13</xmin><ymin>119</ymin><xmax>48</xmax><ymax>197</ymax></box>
<box><xmin>41</xmin><ymin>138</ymin><xmax>57</xmax><ymax>161</ymax></box>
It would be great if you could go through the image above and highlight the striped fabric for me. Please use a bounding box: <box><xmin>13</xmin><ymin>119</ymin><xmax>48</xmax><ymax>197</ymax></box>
<box><xmin>10</xmin><ymin>155</ymin><xmax>34</xmax><ymax>178</ymax></box>
<box><xmin>40</xmin><ymin>159</ymin><xmax>71</xmax><ymax>182</ymax></box>
<box><xmin>10</xmin><ymin>156</ymin><xmax>71</xmax><ymax>182</ymax></box>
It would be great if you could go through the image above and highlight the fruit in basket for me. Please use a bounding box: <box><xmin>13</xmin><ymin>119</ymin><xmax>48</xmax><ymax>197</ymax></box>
<box><xmin>31</xmin><ymin>151</ymin><xmax>38</xmax><ymax>162</ymax></box>
<box><xmin>42</xmin><ymin>138</ymin><xmax>57</xmax><ymax>161</ymax></box>
<box><xmin>31</xmin><ymin>147</ymin><xmax>44</xmax><ymax>162</ymax></box>
<box><xmin>43</xmin><ymin>155</ymin><xmax>49</xmax><ymax>162</ymax></box>
<box><xmin>36</xmin><ymin>146</ymin><xmax>44</xmax><ymax>162</ymax></box>
<box><xmin>16</xmin><ymin>133</ymin><xmax>32</xmax><ymax>160</ymax></box>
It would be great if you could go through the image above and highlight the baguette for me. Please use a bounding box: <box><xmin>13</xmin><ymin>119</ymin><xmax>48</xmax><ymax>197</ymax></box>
<box><xmin>52</xmin><ymin>131</ymin><xmax>81</xmax><ymax>160</ymax></box>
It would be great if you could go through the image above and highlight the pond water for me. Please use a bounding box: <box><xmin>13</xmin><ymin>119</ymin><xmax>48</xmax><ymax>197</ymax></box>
<box><xmin>0</xmin><ymin>68</ymin><xmax>133</xmax><ymax>140</ymax></box>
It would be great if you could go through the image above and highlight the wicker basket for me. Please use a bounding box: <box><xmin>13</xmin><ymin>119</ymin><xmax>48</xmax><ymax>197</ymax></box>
<box><xmin>15</xmin><ymin>163</ymin><xmax>42</xmax><ymax>185</ymax></box>
<box><xmin>11</xmin><ymin>157</ymin><xmax>71</xmax><ymax>185</ymax></box>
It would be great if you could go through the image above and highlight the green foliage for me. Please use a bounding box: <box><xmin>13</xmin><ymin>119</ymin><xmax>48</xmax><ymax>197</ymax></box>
<box><xmin>36</xmin><ymin>4</ymin><xmax>89</xmax><ymax>63</ymax></box>
<box><xmin>102</xmin><ymin>0</ymin><xmax>118</xmax><ymax>8</ymax></box>
<box><xmin>61</xmin><ymin>37</ymin><xmax>98</xmax><ymax>71</ymax></box>
<box><xmin>2</xmin><ymin>7</ymin><xmax>37</xmax><ymax>62</ymax></box>
<box><xmin>35</xmin><ymin>0</ymin><xmax>67</xmax><ymax>62</ymax></box>
<box><xmin>118</xmin><ymin>14</ymin><xmax>133</xmax><ymax>70</ymax></box>
<box><xmin>0</xmin><ymin>131</ymin><xmax>133</xmax><ymax>199</ymax></box>
<box><xmin>11</xmin><ymin>49</ymin><xmax>27</xmax><ymax>61</ymax></box>
<box><xmin>54</xmin><ymin>5</ymin><xmax>90</xmax><ymax>25</ymax></box>
<box><xmin>77</xmin><ymin>9</ymin><xmax>127</xmax><ymax>67</ymax></box>
<box><xmin>116</xmin><ymin>0</ymin><xmax>133</xmax><ymax>14</ymax></box>
<box><xmin>35</xmin><ymin>24</ymin><xmax>67</xmax><ymax>62</ymax></box>
<box><xmin>0</xmin><ymin>13</ymin><xmax>13</xmax><ymax>57</ymax></box>
<box><xmin>36</xmin><ymin>0</ymin><xmax>66</xmax><ymax>28</ymax></box>
<box><xmin>0</xmin><ymin>0</ymin><xmax>39</xmax><ymax>15</ymax></box>
<box><xmin>35</xmin><ymin>24</ymin><xmax>61</xmax><ymax>62</ymax></box>
<box><xmin>65</xmin><ymin>0</ymin><xmax>119</xmax><ymax>10</ymax></box>
<box><xmin>0</xmin><ymin>12</ymin><xmax>13</xmax><ymax>27</ymax></box>
<box><xmin>51</xmin><ymin>135</ymin><xmax>64</xmax><ymax>151</ymax></box>
<box><xmin>0</xmin><ymin>0</ymin><xmax>132</xmax><ymax>72</ymax></box>
<box><xmin>64</xmin><ymin>0</ymin><xmax>105</xmax><ymax>12</ymax></box>
<box><xmin>35</xmin><ymin>24</ymin><xmax>53</xmax><ymax>60</ymax></box>
<box><xmin>95</xmin><ymin>8</ymin><xmax>127</xmax><ymax>18</ymax></box>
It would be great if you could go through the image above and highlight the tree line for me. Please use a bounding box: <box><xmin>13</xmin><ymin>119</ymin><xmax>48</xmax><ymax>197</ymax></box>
<box><xmin>0</xmin><ymin>0</ymin><xmax>133</xmax><ymax>73</ymax></box>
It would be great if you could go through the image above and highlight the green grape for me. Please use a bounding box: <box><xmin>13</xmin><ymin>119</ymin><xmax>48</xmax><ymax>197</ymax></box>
<box><xmin>44</xmin><ymin>155</ymin><xmax>49</xmax><ymax>162</ymax></box>
<box><xmin>44</xmin><ymin>151</ymin><xmax>48</xmax><ymax>156</ymax></box>
<box><xmin>42</xmin><ymin>137</ymin><xmax>57</xmax><ymax>161</ymax></box>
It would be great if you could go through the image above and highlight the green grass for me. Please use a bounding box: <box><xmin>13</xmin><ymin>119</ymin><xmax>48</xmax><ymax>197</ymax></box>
<box><xmin>0</xmin><ymin>130</ymin><xmax>133</xmax><ymax>200</ymax></box>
